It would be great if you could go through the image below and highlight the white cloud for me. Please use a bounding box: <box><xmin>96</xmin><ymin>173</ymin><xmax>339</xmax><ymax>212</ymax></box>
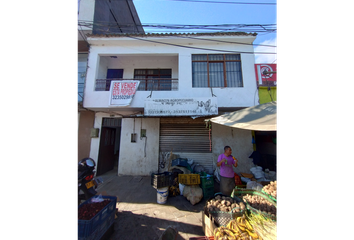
<box><xmin>254</xmin><ymin>38</ymin><xmax>277</xmax><ymax>64</ymax></box>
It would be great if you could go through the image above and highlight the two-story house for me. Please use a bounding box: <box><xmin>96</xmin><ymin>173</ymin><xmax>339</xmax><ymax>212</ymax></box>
<box><xmin>83</xmin><ymin>32</ymin><xmax>260</xmax><ymax>176</ymax></box>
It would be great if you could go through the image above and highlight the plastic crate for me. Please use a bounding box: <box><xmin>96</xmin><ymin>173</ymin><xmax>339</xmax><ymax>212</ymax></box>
<box><xmin>151</xmin><ymin>172</ymin><xmax>173</xmax><ymax>189</ymax></box>
<box><xmin>178</xmin><ymin>174</ymin><xmax>200</xmax><ymax>185</ymax></box>
<box><xmin>199</xmin><ymin>172</ymin><xmax>214</xmax><ymax>189</ymax></box>
<box><xmin>202</xmin><ymin>186</ymin><xmax>214</xmax><ymax>200</ymax></box>
<box><xmin>171</xmin><ymin>158</ymin><xmax>193</xmax><ymax>172</ymax></box>
<box><xmin>78</xmin><ymin>195</ymin><xmax>117</xmax><ymax>240</ymax></box>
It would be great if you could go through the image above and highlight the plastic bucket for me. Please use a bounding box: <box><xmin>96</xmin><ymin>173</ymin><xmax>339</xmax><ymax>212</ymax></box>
<box><xmin>157</xmin><ymin>186</ymin><xmax>169</xmax><ymax>204</ymax></box>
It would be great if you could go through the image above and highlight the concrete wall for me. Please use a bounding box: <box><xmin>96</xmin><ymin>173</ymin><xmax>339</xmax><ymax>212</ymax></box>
<box><xmin>118</xmin><ymin>118</ymin><xmax>160</xmax><ymax>176</ymax></box>
<box><xmin>211</xmin><ymin>123</ymin><xmax>255</xmax><ymax>175</ymax></box>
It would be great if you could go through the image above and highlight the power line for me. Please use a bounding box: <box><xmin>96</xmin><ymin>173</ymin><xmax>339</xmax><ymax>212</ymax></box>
<box><xmin>125</xmin><ymin>35</ymin><xmax>276</xmax><ymax>54</ymax></box>
<box><xmin>79</xmin><ymin>21</ymin><xmax>279</xmax><ymax>47</ymax></box>
<box><xmin>175</xmin><ymin>35</ymin><xmax>276</xmax><ymax>47</ymax></box>
<box><xmin>166</xmin><ymin>0</ymin><xmax>276</xmax><ymax>5</ymax></box>
<box><xmin>78</xmin><ymin>21</ymin><xmax>276</xmax><ymax>33</ymax></box>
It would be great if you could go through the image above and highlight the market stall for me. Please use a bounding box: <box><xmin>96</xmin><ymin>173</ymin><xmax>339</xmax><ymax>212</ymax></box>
<box><xmin>201</xmin><ymin>182</ymin><xmax>277</xmax><ymax>240</ymax></box>
<box><xmin>199</xmin><ymin>102</ymin><xmax>277</xmax><ymax>239</ymax></box>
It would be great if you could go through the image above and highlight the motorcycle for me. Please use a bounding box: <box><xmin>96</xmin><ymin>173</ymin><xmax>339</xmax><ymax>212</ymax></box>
<box><xmin>78</xmin><ymin>158</ymin><xmax>103</xmax><ymax>205</ymax></box>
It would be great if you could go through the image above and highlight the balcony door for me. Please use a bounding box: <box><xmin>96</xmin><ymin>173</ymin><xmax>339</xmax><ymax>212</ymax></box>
<box><xmin>105</xmin><ymin>69</ymin><xmax>124</xmax><ymax>91</ymax></box>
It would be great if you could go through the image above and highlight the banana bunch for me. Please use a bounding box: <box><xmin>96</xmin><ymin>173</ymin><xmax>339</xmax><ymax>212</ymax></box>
<box><xmin>214</xmin><ymin>215</ymin><xmax>261</xmax><ymax>240</ymax></box>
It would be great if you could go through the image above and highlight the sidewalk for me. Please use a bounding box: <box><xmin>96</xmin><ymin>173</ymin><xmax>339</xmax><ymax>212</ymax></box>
<box><xmin>96</xmin><ymin>168</ymin><xmax>219</xmax><ymax>240</ymax></box>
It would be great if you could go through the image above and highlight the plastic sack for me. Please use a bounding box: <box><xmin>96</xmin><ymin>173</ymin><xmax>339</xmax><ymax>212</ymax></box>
<box><xmin>193</xmin><ymin>164</ymin><xmax>205</xmax><ymax>173</ymax></box>
<box><xmin>187</xmin><ymin>158</ymin><xmax>194</xmax><ymax>165</ymax></box>
<box><xmin>183</xmin><ymin>185</ymin><xmax>203</xmax><ymax>205</ymax></box>
<box><xmin>179</xmin><ymin>183</ymin><xmax>185</xmax><ymax>195</ymax></box>
<box><xmin>246</xmin><ymin>181</ymin><xmax>263</xmax><ymax>191</ymax></box>
<box><xmin>214</xmin><ymin>167</ymin><xmax>221</xmax><ymax>182</ymax></box>
<box><xmin>91</xmin><ymin>194</ymin><xmax>104</xmax><ymax>203</ymax></box>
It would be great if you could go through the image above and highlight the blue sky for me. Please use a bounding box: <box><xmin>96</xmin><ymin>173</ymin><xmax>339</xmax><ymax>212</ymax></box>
<box><xmin>133</xmin><ymin>0</ymin><xmax>277</xmax><ymax>63</ymax></box>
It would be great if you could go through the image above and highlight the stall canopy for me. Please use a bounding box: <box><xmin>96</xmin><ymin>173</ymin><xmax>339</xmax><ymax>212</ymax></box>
<box><xmin>208</xmin><ymin>101</ymin><xmax>276</xmax><ymax>131</ymax></box>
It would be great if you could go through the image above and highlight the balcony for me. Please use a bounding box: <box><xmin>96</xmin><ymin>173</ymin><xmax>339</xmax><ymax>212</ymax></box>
<box><xmin>95</xmin><ymin>78</ymin><xmax>179</xmax><ymax>91</ymax></box>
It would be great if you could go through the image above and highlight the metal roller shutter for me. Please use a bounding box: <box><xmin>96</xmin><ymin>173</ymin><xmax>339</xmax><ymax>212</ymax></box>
<box><xmin>160</xmin><ymin>124</ymin><xmax>211</xmax><ymax>153</ymax></box>
<box><xmin>159</xmin><ymin>121</ymin><xmax>214</xmax><ymax>174</ymax></box>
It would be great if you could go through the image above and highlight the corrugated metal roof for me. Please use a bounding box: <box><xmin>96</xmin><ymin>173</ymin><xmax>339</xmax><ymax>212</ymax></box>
<box><xmin>87</xmin><ymin>32</ymin><xmax>257</xmax><ymax>38</ymax></box>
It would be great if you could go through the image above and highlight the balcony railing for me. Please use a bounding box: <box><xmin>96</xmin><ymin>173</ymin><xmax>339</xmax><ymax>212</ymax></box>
<box><xmin>95</xmin><ymin>79</ymin><xmax>179</xmax><ymax>91</ymax></box>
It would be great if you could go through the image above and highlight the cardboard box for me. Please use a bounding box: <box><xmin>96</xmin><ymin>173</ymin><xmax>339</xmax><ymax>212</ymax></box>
<box><xmin>202</xmin><ymin>211</ymin><xmax>218</xmax><ymax>237</ymax></box>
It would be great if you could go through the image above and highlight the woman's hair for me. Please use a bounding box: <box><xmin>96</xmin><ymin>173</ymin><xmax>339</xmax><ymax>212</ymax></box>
<box><xmin>224</xmin><ymin>146</ymin><xmax>231</xmax><ymax>151</ymax></box>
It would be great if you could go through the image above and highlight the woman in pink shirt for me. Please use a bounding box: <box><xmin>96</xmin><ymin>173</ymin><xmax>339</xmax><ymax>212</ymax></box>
<box><xmin>217</xmin><ymin>146</ymin><xmax>238</xmax><ymax>196</ymax></box>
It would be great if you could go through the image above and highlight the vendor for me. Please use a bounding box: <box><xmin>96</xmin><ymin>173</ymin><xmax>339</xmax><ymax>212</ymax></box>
<box><xmin>216</xmin><ymin>146</ymin><xmax>238</xmax><ymax>196</ymax></box>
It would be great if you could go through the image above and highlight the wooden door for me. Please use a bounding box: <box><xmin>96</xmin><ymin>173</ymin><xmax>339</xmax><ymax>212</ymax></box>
<box><xmin>97</xmin><ymin>127</ymin><xmax>116</xmax><ymax>175</ymax></box>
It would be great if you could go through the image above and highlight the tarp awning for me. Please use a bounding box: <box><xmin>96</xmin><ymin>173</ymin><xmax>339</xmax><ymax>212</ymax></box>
<box><xmin>208</xmin><ymin>101</ymin><xmax>276</xmax><ymax>131</ymax></box>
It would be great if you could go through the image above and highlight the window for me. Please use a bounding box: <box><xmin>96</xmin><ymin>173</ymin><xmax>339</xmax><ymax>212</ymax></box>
<box><xmin>192</xmin><ymin>54</ymin><xmax>243</xmax><ymax>88</ymax></box>
<box><xmin>134</xmin><ymin>69</ymin><xmax>172</xmax><ymax>91</ymax></box>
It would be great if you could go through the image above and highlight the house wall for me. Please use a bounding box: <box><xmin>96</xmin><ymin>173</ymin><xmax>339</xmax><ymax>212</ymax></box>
<box><xmin>211</xmin><ymin>123</ymin><xmax>255</xmax><ymax>174</ymax></box>
<box><xmin>84</xmin><ymin>39</ymin><xmax>258</xmax><ymax>109</ymax></box>
<box><xmin>85</xmin><ymin>35</ymin><xmax>259</xmax><ymax>176</ymax></box>
<box><xmin>78</xmin><ymin>111</ymin><xmax>95</xmax><ymax>161</ymax></box>
<box><xmin>258</xmin><ymin>87</ymin><xmax>277</xmax><ymax>104</ymax></box>
<box><xmin>118</xmin><ymin>118</ymin><xmax>160</xmax><ymax>176</ymax></box>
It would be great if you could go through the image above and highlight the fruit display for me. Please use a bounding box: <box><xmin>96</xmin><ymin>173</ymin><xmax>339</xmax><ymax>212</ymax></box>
<box><xmin>262</xmin><ymin>181</ymin><xmax>277</xmax><ymax>199</ymax></box>
<box><xmin>213</xmin><ymin>215</ymin><xmax>261</xmax><ymax>240</ymax></box>
<box><xmin>78</xmin><ymin>200</ymin><xmax>111</xmax><ymax>220</ymax></box>
<box><xmin>206</xmin><ymin>194</ymin><xmax>246</xmax><ymax>213</ymax></box>
<box><xmin>242</xmin><ymin>194</ymin><xmax>276</xmax><ymax>218</ymax></box>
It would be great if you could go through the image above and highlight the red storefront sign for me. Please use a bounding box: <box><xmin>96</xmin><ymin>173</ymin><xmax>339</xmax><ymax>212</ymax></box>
<box><xmin>254</xmin><ymin>64</ymin><xmax>277</xmax><ymax>86</ymax></box>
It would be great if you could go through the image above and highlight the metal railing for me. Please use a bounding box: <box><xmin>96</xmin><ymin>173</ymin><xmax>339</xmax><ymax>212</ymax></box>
<box><xmin>95</xmin><ymin>78</ymin><xmax>178</xmax><ymax>91</ymax></box>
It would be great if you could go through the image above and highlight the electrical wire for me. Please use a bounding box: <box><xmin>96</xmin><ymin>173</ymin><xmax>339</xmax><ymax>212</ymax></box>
<box><xmin>125</xmin><ymin>35</ymin><xmax>276</xmax><ymax>54</ymax></box>
<box><xmin>174</xmin><ymin>35</ymin><xmax>277</xmax><ymax>47</ymax></box>
<box><xmin>78</xmin><ymin>21</ymin><xmax>276</xmax><ymax>33</ymax></box>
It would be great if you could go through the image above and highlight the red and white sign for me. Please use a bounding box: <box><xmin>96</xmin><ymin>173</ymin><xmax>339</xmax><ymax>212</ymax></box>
<box><xmin>255</xmin><ymin>64</ymin><xmax>277</xmax><ymax>86</ymax></box>
<box><xmin>109</xmin><ymin>80</ymin><xmax>140</xmax><ymax>106</ymax></box>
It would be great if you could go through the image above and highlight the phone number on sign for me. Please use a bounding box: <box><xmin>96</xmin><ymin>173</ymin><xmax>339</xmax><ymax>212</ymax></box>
<box><xmin>112</xmin><ymin>95</ymin><xmax>132</xmax><ymax>100</ymax></box>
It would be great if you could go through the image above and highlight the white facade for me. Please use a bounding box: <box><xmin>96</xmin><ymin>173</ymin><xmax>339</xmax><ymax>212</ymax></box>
<box><xmin>84</xmin><ymin>35</ymin><xmax>258</xmax><ymax>110</ymax></box>
<box><xmin>84</xmin><ymin>33</ymin><xmax>259</xmax><ymax>176</ymax></box>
